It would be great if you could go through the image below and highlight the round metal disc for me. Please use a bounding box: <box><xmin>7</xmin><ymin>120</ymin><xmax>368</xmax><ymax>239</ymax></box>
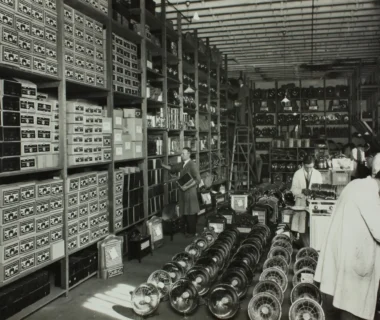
<box><xmin>132</xmin><ymin>283</ymin><xmax>160</xmax><ymax>316</ymax></box>
<box><xmin>221</xmin><ymin>267</ymin><xmax>249</xmax><ymax>299</ymax></box>
<box><xmin>289</xmin><ymin>298</ymin><xmax>325</xmax><ymax>320</ymax></box>
<box><xmin>267</xmin><ymin>247</ymin><xmax>291</xmax><ymax>265</ymax></box>
<box><xmin>263</xmin><ymin>257</ymin><xmax>289</xmax><ymax>274</ymax></box>
<box><xmin>259</xmin><ymin>267</ymin><xmax>288</xmax><ymax>292</ymax></box>
<box><xmin>208</xmin><ymin>284</ymin><xmax>240</xmax><ymax>319</ymax></box>
<box><xmin>248</xmin><ymin>292</ymin><xmax>282</xmax><ymax>320</ymax></box>
<box><xmin>162</xmin><ymin>262</ymin><xmax>185</xmax><ymax>283</ymax></box>
<box><xmin>271</xmin><ymin>240</ymin><xmax>293</xmax><ymax>255</ymax></box>
<box><xmin>169</xmin><ymin>279</ymin><xmax>199</xmax><ymax>315</ymax></box>
<box><xmin>296</xmin><ymin>247</ymin><xmax>319</xmax><ymax>263</ymax></box>
<box><xmin>252</xmin><ymin>280</ymin><xmax>284</xmax><ymax>304</ymax></box>
<box><xmin>186</xmin><ymin>266</ymin><xmax>211</xmax><ymax>296</ymax></box>
<box><xmin>294</xmin><ymin>257</ymin><xmax>317</xmax><ymax>274</ymax></box>
<box><xmin>291</xmin><ymin>283</ymin><xmax>322</xmax><ymax>304</ymax></box>
<box><xmin>272</xmin><ymin>233</ymin><xmax>291</xmax><ymax>244</ymax></box>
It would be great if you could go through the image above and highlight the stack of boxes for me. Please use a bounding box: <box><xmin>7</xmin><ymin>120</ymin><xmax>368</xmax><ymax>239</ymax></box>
<box><xmin>0</xmin><ymin>78</ymin><xmax>59</xmax><ymax>173</ymax></box>
<box><xmin>120</xmin><ymin>166</ymin><xmax>144</xmax><ymax>228</ymax></box>
<box><xmin>113</xmin><ymin>108</ymin><xmax>143</xmax><ymax>161</ymax></box>
<box><xmin>79</xmin><ymin>0</ymin><xmax>108</xmax><ymax>16</ymax></box>
<box><xmin>66</xmin><ymin>100</ymin><xmax>111</xmax><ymax>167</ymax></box>
<box><xmin>113</xmin><ymin>169</ymin><xmax>124</xmax><ymax>232</ymax></box>
<box><xmin>112</xmin><ymin>33</ymin><xmax>140</xmax><ymax>96</ymax></box>
<box><xmin>64</xmin><ymin>5</ymin><xmax>106</xmax><ymax>88</ymax></box>
<box><xmin>66</xmin><ymin>171</ymin><xmax>109</xmax><ymax>253</ymax></box>
<box><xmin>0</xmin><ymin>178</ymin><xmax>65</xmax><ymax>284</ymax></box>
<box><xmin>0</xmin><ymin>0</ymin><xmax>58</xmax><ymax>76</ymax></box>
<box><xmin>148</xmin><ymin>158</ymin><xmax>164</xmax><ymax>215</ymax></box>
<box><xmin>168</xmin><ymin>107</ymin><xmax>180</xmax><ymax>130</ymax></box>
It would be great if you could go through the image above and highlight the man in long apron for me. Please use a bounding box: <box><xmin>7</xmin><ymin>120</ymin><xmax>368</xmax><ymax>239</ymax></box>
<box><xmin>162</xmin><ymin>147</ymin><xmax>202</xmax><ymax>238</ymax></box>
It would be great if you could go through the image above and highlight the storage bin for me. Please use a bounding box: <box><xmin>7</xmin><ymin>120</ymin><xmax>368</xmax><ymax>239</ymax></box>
<box><xmin>332</xmin><ymin>170</ymin><xmax>350</xmax><ymax>185</ymax></box>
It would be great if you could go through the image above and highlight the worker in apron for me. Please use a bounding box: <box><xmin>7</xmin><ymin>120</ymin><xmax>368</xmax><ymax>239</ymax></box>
<box><xmin>290</xmin><ymin>156</ymin><xmax>323</xmax><ymax>245</ymax></box>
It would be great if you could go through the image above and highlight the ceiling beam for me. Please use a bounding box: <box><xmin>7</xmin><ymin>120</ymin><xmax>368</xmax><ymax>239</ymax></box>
<box><xmin>164</xmin><ymin>0</ymin><xmax>376</xmax><ymax>17</ymax></box>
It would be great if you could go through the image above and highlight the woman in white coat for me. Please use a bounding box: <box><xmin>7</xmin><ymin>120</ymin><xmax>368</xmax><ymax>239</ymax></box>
<box><xmin>315</xmin><ymin>153</ymin><xmax>380</xmax><ymax>320</ymax></box>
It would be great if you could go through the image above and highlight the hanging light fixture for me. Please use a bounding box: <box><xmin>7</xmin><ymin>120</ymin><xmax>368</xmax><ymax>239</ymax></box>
<box><xmin>281</xmin><ymin>31</ymin><xmax>290</xmax><ymax>105</ymax></box>
<box><xmin>186</xmin><ymin>1</ymin><xmax>201</xmax><ymax>22</ymax></box>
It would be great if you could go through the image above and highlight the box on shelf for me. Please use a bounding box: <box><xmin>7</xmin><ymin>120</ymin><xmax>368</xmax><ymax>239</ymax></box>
<box><xmin>51</xmin><ymin>239</ymin><xmax>65</xmax><ymax>260</ymax></box>
<box><xmin>123</xmin><ymin>118</ymin><xmax>143</xmax><ymax>141</ymax></box>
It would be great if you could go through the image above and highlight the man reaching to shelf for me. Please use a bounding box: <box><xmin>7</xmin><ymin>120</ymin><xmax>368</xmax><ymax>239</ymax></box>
<box><xmin>162</xmin><ymin>147</ymin><xmax>202</xmax><ymax>238</ymax></box>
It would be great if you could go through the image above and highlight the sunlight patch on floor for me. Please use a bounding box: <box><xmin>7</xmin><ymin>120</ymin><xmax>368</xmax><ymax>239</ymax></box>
<box><xmin>83</xmin><ymin>283</ymin><xmax>136</xmax><ymax>320</ymax></box>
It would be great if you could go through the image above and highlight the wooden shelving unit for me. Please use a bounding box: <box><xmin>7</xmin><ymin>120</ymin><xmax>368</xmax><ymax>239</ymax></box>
<box><xmin>0</xmin><ymin>1</ymin><xmax>228</xmax><ymax>318</ymax></box>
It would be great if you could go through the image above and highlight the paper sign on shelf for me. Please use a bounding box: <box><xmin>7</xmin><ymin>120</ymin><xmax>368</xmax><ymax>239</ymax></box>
<box><xmin>108</xmin><ymin>247</ymin><xmax>119</xmax><ymax>260</ymax></box>
<box><xmin>301</xmin><ymin>273</ymin><xmax>314</xmax><ymax>284</ymax></box>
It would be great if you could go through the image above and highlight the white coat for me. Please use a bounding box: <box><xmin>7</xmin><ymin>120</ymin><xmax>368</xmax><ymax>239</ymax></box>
<box><xmin>315</xmin><ymin>176</ymin><xmax>380</xmax><ymax>320</ymax></box>
<box><xmin>290</xmin><ymin>168</ymin><xmax>323</xmax><ymax>196</ymax></box>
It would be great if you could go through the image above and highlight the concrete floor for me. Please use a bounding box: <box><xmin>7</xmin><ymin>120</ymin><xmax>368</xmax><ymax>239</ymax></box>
<box><xmin>27</xmin><ymin>217</ymin><xmax>294</xmax><ymax>320</ymax></box>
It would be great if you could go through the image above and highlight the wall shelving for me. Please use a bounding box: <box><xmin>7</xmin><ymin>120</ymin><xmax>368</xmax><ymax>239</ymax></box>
<box><xmin>0</xmin><ymin>0</ymin><xmax>227</xmax><ymax>318</ymax></box>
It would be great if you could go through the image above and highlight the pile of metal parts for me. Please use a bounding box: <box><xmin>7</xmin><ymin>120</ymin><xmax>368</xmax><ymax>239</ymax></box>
<box><xmin>310</xmin><ymin>183</ymin><xmax>338</xmax><ymax>200</ymax></box>
<box><xmin>130</xmin><ymin>224</ymin><xmax>272</xmax><ymax>319</ymax></box>
<box><xmin>289</xmin><ymin>247</ymin><xmax>324</xmax><ymax>320</ymax></box>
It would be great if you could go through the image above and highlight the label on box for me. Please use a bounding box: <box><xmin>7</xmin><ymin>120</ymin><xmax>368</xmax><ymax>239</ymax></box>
<box><xmin>45</xmin><ymin>28</ymin><xmax>57</xmax><ymax>44</ymax></box>
<box><xmin>36</xmin><ymin>248</ymin><xmax>50</xmax><ymax>265</ymax></box>
<box><xmin>64</xmin><ymin>36</ymin><xmax>74</xmax><ymax>50</ymax></box>
<box><xmin>51</xmin><ymin>181</ymin><xmax>63</xmax><ymax>195</ymax></box>
<box><xmin>2</xmin><ymin>45</ymin><xmax>19</xmax><ymax>66</ymax></box>
<box><xmin>79</xmin><ymin>189</ymin><xmax>89</xmax><ymax>203</ymax></box>
<box><xmin>45</xmin><ymin>43</ymin><xmax>57</xmax><ymax>60</ymax></box>
<box><xmin>0</xmin><ymin>205</ymin><xmax>18</xmax><ymax>225</ymax></box>
<box><xmin>50</xmin><ymin>197</ymin><xmax>63</xmax><ymax>211</ymax></box>
<box><xmin>79</xmin><ymin>203</ymin><xmax>89</xmax><ymax>217</ymax></box>
<box><xmin>89</xmin><ymin>200</ymin><xmax>98</xmax><ymax>214</ymax></box>
<box><xmin>99</xmin><ymin>199</ymin><xmax>107</xmax><ymax>212</ymax></box>
<box><xmin>2</xmin><ymin>241</ymin><xmax>19</xmax><ymax>262</ymax></box>
<box><xmin>45</xmin><ymin>0</ymin><xmax>57</xmax><ymax>12</ymax></box>
<box><xmin>38</xmin><ymin>143</ymin><xmax>51</xmax><ymax>153</ymax></box>
<box><xmin>31</xmin><ymin>5</ymin><xmax>44</xmax><ymax>23</ymax></box>
<box><xmin>17</xmin><ymin>0</ymin><xmax>32</xmax><ymax>18</ymax></box>
<box><xmin>20</xmin><ymin>184</ymin><xmax>35</xmax><ymax>202</ymax></box>
<box><xmin>89</xmin><ymin>215</ymin><xmax>99</xmax><ymax>227</ymax></box>
<box><xmin>32</xmin><ymin>23</ymin><xmax>44</xmax><ymax>39</ymax></box>
<box><xmin>33</xmin><ymin>56</ymin><xmax>46</xmax><ymax>73</ymax></box>
<box><xmin>98</xmin><ymin>185</ymin><xmax>108</xmax><ymax>199</ymax></box>
<box><xmin>79</xmin><ymin>218</ymin><xmax>89</xmax><ymax>231</ymax></box>
<box><xmin>20</xmin><ymin>253</ymin><xmax>35</xmax><ymax>271</ymax></box>
<box><xmin>20</xmin><ymin>236</ymin><xmax>35</xmax><ymax>254</ymax></box>
<box><xmin>67</xmin><ymin>236</ymin><xmax>78</xmax><ymax>252</ymax></box>
<box><xmin>36</xmin><ymin>231</ymin><xmax>49</xmax><ymax>249</ymax></box>
<box><xmin>19</xmin><ymin>52</ymin><xmax>32</xmax><ymax>70</ymax></box>
<box><xmin>2</xmin><ymin>26</ymin><xmax>17</xmax><ymax>47</ymax></box>
<box><xmin>90</xmin><ymin>227</ymin><xmax>99</xmax><ymax>241</ymax></box>
<box><xmin>46</xmin><ymin>61</ymin><xmax>58</xmax><ymax>76</ymax></box>
<box><xmin>1</xmin><ymin>188</ymin><xmax>19</xmax><ymax>206</ymax></box>
<box><xmin>74</xmin><ymin>11</ymin><xmax>84</xmax><ymax>25</ymax></box>
<box><xmin>50</xmin><ymin>227</ymin><xmax>62</xmax><ymax>243</ymax></box>
<box><xmin>68</xmin><ymin>221</ymin><xmax>78</xmax><ymax>236</ymax></box>
<box><xmin>19</xmin><ymin>219</ymin><xmax>34</xmax><ymax>237</ymax></box>
<box><xmin>19</xmin><ymin>202</ymin><xmax>35</xmax><ymax>219</ymax></box>
<box><xmin>16</xmin><ymin>16</ymin><xmax>30</xmax><ymax>34</ymax></box>
<box><xmin>36</xmin><ymin>215</ymin><xmax>50</xmax><ymax>233</ymax></box>
<box><xmin>3</xmin><ymin>260</ymin><xmax>20</xmax><ymax>281</ymax></box>
<box><xmin>45</xmin><ymin>11</ymin><xmax>57</xmax><ymax>29</ymax></box>
<box><xmin>67</xmin><ymin>192</ymin><xmax>78</xmax><ymax>207</ymax></box>
<box><xmin>50</xmin><ymin>211</ymin><xmax>62</xmax><ymax>227</ymax></box>
<box><xmin>36</xmin><ymin>199</ymin><xmax>49</xmax><ymax>215</ymax></box>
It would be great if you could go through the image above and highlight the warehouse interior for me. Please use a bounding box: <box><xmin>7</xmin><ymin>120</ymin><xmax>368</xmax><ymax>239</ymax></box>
<box><xmin>0</xmin><ymin>0</ymin><xmax>379</xmax><ymax>319</ymax></box>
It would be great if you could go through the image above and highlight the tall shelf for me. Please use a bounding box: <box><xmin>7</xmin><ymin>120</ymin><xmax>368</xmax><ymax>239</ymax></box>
<box><xmin>252</xmin><ymin>79</ymin><xmax>352</xmax><ymax>181</ymax></box>
<box><xmin>0</xmin><ymin>1</ymin><xmax>228</xmax><ymax>318</ymax></box>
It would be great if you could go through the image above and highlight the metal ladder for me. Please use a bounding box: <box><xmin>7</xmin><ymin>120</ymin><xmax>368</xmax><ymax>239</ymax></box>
<box><xmin>229</xmin><ymin>95</ymin><xmax>258</xmax><ymax>191</ymax></box>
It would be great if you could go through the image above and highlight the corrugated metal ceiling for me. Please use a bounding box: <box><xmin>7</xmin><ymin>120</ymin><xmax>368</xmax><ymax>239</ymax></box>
<box><xmin>156</xmin><ymin>0</ymin><xmax>380</xmax><ymax>81</ymax></box>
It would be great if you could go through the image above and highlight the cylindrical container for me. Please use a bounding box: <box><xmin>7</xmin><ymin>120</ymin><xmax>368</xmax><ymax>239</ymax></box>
<box><xmin>288</xmin><ymin>138</ymin><xmax>294</xmax><ymax>148</ymax></box>
<box><xmin>303</xmin><ymin>139</ymin><xmax>310</xmax><ymax>148</ymax></box>
<box><xmin>296</xmin><ymin>139</ymin><xmax>302</xmax><ymax>148</ymax></box>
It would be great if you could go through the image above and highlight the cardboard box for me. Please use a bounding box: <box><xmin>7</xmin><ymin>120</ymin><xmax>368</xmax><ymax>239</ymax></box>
<box><xmin>85</xmin><ymin>72</ymin><xmax>95</xmax><ymax>85</ymax></box>
<box><xmin>123</xmin><ymin>108</ymin><xmax>142</xmax><ymax>118</ymax></box>
<box><xmin>0</xmin><ymin>205</ymin><xmax>19</xmax><ymax>225</ymax></box>
<box><xmin>45</xmin><ymin>42</ymin><xmax>57</xmax><ymax>60</ymax></box>
<box><xmin>31</xmin><ymin>23</ymin><xmax>44</xmax><ymax>40</ymax></box>
<box><xmin>0</xmin><ymin>184</ymin><xmax>20</xmax><ymax>207</ymax></box>
<box><xmin>19</xmin><ymin>52</ymin><xmax>32</xmax><ymax>70</ymax></box>
<box><xmin>79</xmin><ymin>217</ymin><xmax>89</xmax><ymax>232</ymax></box>
<box><xmin>68</xmin><ymin>134</ymin><xmax>84</xmax><ymax>144</ymax></box>
<box><xmin>74</xmin><ymin>11</ymin><xmax>84</xmax><ymax>25</ymax></box>
<box><xmin>67</xmin><ymin>113</ymin><xmax>84</xmax><ymax>124</ymax></box>
<box><xmin>50</xmin><ymin>227</ymin><xmax>63</xmax><ymax>243</ymax></box>
<box><xmin>19</xmin><ymin>236</ymin><xmax>35</xmax><ymax>255</ymax></box>
<box><xmin>0</xmin><ymin>241</ymin><xmax>19</xmax><ymax>264</ymax></box>
<box><xmin>68</xmin><ymin>124</ymin><xmax>84</xmax><ymax>134</ymax></box>
<box><xmin>50</xmin><ymin>239</ymin><xmax>64</xmax><ymax>260</ymax></box>
<box><xmin>19</xmin><ymin>201</ymin><xmax>35</xmax><ymax>220</ymax></box>
<box><xmin>35</xmin><ymin>231</ymin><xmax>50</xmax><ymax>250</ymax></box>
<box><xmin>79</xmin><ymin>203</ymin><xmax>89</xmax><ymax>217</ymax></box>
<box><xmin>68</xmin><ymin>144</ymin><xmax>84</xmax><ymax>155</ymax></box>
<box><xmin>0</xmin><ymin>45</ymin><xmax>19</xmax><ymax>66</ymax></box>
<box><xmin>46</xmin><ymin>61</ymin><xmax>58</xmax><ymax>76</ymax></box>
<box><xmin>68</xmin><ymin>220</ymin><xmax>78</xmax><ymax>237</ymax></box>
<box><xmin>19</xmin><ymin>182</ymin><xmax>36</xmax><ymax>202</ymax></box>
<box><xmin>88</xmin><ymin>200</ymin><xmax>98</xmax><ymax>215</ymax></box>
<box><xmin>114</xmin><ymin>145</ymin><xmax>123</xmax><ymax>161</ymax></box>
<box><xmin>15</xmin><ymin>16</ymin><xmax>30</xmax><ymax>35</ymax></box>
<box><xmin>103</xmin><ymin>148</ymin><xmax>111</xmax><ymax>162</ymax></box>
<box><xmin>33</xmin><ymin>56</ymin><xmax>46</xmax><ymax>73</ymax></box>
<box><xmin>45</xmin><ymin>27</ymin><xmax>57</xmax><ymax>44</ymax></box>
<box><xmin>35</xmin><ymin>246</ymin><xmax>50</xmax><ymax>265</ymax></box>
<box><xmin>45</xmin><ymin>11</ymin><xmax>57</xmax><ymax>29</ymax></box>
<box><xmin>79</xmin><ymin>231</ymin><xmax>90</xmax><ymax>247</ymax></box>
<box><xmin>35</xmin><ymin>198</ymin><xmax>50</xmax><ymax>215</ymax></box>
<box><xmin>50</xmin><ymin>196</ymin><xmax>63</xmax><ymax>211</ymax></box>
<box><xmin>133</xmin><ymin>141</ymin><xmax>143</xmax><ymax>158</ymax></box>
<box><xmin>64</xmin><ymin>36</ymin><xmax>74</xmax><ymax>50</ymax></box>
<box><xmin>0</xmin><ymin>222</ymin><xmax>19</xmax><ymax>245</ymax></box>
<box><xmin>0</xmin><ymin>258</ymin><xmax>20</xmax><ymax>283</ymax></box>
<box><xmin>36</xmin><ymin>214</ymin><xmax>50</xmax><ymax>233</ymax></box>
<box><xmin>123</xmin><ymin>118</ymin><xmax>143</xmax><ymax>141</ymax></box>
<box><xmin>67</xmin><ymin>235</ymin><xmax>78</xmax><ymax>252</ymax></box>
<box><xmin>114</xmin><ymin>129</ymin><xmax>123</xmax><ymax>145</ymax></box>
<box><xmin>20</xmin><ymin>252</ymin><xmax>35</xmax><ymax>272</ymax></box>
<box><xmin>90</xmin><ymin>227</ymin><xmax>99</xmax><ymax>242</ymax></box>
<box><xmin>1</xmin><ymin>25</ymin><xmax>18</xmax><ymax>47</ymax></box>
<box><xmin>74</xmin><ymin>25</ymin><xmax>85</xmax><ymax>41</ymax></box>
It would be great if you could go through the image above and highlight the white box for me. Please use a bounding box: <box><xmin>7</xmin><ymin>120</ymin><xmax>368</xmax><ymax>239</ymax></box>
<box><xmin>102</xmin><ymin>117</ymin><xmax>112</xmax><ymax>133</ymax></box>
<box><xmin>50</xmin><ymin>240</ymin><xmax>64</xmax><ymax>260</ymax></box>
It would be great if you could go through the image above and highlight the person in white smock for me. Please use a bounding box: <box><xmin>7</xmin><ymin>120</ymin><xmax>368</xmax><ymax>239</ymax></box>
<box><xmin>315</xmin><ymin>153</ymin><xmax>380</xmax><ymax>320</ymax></box>
<box><xmin>290</xmin><ymin>157</ymin><xmax>323</xmax><ymax>236</ymax></box>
